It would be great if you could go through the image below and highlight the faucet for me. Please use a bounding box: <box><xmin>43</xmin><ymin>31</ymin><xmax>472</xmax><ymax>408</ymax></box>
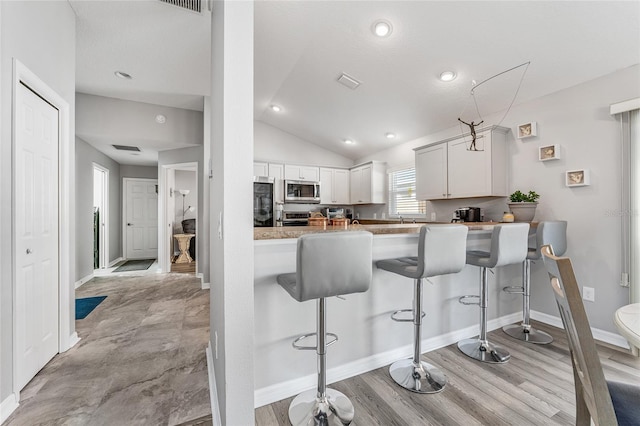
<box><xmin>398</xmin><ymin>214</ymin><xmax>404</xmax><ymax>224</ymax></box>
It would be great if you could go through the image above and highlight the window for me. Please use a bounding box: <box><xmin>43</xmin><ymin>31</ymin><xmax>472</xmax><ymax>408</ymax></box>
<box><xmin>388</xmin><ymin>167</ymin><xmax>425</xmax><ymax>216</ymax></box>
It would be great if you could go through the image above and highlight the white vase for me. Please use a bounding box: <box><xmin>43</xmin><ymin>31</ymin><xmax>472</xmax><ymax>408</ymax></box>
<box><xmin>507</xmin><ymin>202</ymin><xmax>538</xmax><ymax>222</ymax></box>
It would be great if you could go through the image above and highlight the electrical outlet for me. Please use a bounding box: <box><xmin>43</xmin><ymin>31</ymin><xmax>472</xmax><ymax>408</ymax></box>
<box><xmin>583</xmin><ymin>286</ymin><xmax>595</xmax><ymax>302</ymax></box>
<box><xmin>430</xmin><ymin>212</ymin><xmax>437</xmax><ymax>222</ymax></box>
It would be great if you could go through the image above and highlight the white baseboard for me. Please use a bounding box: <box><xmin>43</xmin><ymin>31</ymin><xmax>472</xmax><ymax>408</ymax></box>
<box><xmin>196</xmin><ymin>273</ymin><xmax>210</xmax><ymax>290</ymax></box>
<box><xmin>108</xmin><ymin>257</ymin><xmax>124</xmax><ymax>267</ymax></box>
<box><xmin>74</xmin><ymin>273</ymin><xmax>94</xmax><ymax>289</ymax></box>
<box><xmin>531</xmin><ymin>310</ymin><xmax>630</xmax><ymax>350</ymax></box>
<box><xmin>1</xmin><ymin>392</ymin><xmax>19</xmax><ymax>424</ymax></box>
<box><xmin>206</xmin><ymin>342</ymin><xmax>223</xmax><ymax>426</ymax></box>
<box><xmin>61</xmin><ymin>332</ymin><xmax>81</xmax><ymax>353</ymax></box>
<box><xmin>254</xmin><ymin>312</ymin><xmax>522</xmax><ymax>408</ymax></box>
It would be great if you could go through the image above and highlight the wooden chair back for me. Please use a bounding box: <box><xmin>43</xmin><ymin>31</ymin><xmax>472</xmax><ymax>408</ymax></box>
<box><xmin>541</xmin><ymin>245</ymin><xmax>617</xmax><ymax>425</ymax></box>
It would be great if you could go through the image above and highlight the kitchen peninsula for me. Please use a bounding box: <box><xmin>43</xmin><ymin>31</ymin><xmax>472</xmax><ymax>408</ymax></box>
<box><xmin>253</xmin><ymin>222</ymin><xmax>528</xmax><ymax>407</ymax></box>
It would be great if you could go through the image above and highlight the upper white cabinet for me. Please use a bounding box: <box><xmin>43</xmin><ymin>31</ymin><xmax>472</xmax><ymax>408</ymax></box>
<box><xmin>253</xmin><ymin>162</ymin><xmax>268</xmax><ymax>177</ymax></box>
<box><xmin>284</xmin><ymin>164</ymin><xmax>320</xmax><ymax>182</ymax></box>
<box><xmin>320</xmin><ymin>168</ymin><xmax>350</xmax><ymax>205</ymax></box>
<box><xmin>414</xmin><ymin>126</ymin><xmax>509</xmax><ymax>200</ymax></box>
<box><xmin>268</xmin><ymin>163</ymin><xmax>284</xmax><ymax>204</ymax></box>
<box><xmin>350</xmin><ymin>161</ymin><xmax>386</xmax><ymax>204</ymax></box>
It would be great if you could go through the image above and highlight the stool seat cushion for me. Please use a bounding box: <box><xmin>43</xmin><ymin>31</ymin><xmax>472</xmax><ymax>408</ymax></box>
<box><xmin>376</xmin><ymin>257</ymin><xmax>418</xmax><ymax>277</ymax></box>
<box><xmin>376</xmin><ymin>225</ymin><xmax>468</xmax><ymax>279</ymax></box>
<box><xmin>466</xmin><ymin>250</ymin><xmax>492</xmax><ymax>267</ymax></box>
<box><xmin>277</xmin><ymin>231</ymin><xmax>373</xmax><ymax>302</ymax></box>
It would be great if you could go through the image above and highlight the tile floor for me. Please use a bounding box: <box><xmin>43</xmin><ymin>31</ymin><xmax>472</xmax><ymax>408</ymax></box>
<box><xmin>5</xmin><ymin>272</ymin><xmax>211</xmax><ymax>426</ymax></box>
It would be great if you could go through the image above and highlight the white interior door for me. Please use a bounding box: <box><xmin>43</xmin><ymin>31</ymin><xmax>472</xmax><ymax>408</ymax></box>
<box><xmin>15</xmin><ymin>82</ymin><xmax>59</xmax><ymax>390</ymax></box>
<box><xmin>125</xmin><ymin>179</ymin><xmax>158</xmax><ymax>259</ymax></box>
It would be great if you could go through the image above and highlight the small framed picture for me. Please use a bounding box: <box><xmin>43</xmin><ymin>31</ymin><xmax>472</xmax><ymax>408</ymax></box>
<box><xmin>539</xmin><ymin>144</ymin><xmax>561</xmax><ymax>161</ymax></box>
<box><xmin>517</xmin><ymin>122</ymin><xmax>537</xmax><ymax>139</ymax></box>
<box><xmin>566</xmin><ymin>169</ymin><xmax>590</xmax><ymax>187</ymax></box>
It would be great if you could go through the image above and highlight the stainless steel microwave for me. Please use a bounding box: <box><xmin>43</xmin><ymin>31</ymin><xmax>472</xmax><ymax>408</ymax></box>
<box><xmin>284</xmin><ymin>180</ymin><xmax>321</xmax><ymax>203</ymax></box>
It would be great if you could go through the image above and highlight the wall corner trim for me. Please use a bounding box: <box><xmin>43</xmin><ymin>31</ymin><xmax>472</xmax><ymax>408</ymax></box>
<box><xmin>75</xmin><ymin>273</ymin><xmax>94</xmax><ymax>289</ymax></box>
<box><xmin>63</xmin><ymin>333</ymin><xmax>81</xmax><ymax>353</ymax></box>
<box><xmin>108</xmin><ymin>257</ymin><xmax>124</xmax><ymax>268</ymax></box>
<box><xmin>0</xmin><ymin>392</ymin><xmax>19</xmax><ymax>423</ymax></box>
<box><xmin>206</xmin><ymin>342</ymin><xmax>223</xmax><ymax>426</ymax></box>
<box><xmin>531</xmin><ymin>310</ymin><xmax>630</xmax><ymax>349</ymax></box>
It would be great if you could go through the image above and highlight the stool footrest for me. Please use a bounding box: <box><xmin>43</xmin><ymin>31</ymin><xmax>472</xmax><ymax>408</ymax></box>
<box><xmin>458</xmin><ymin>295</ymin><xmax>480</xmax><ymax>305</ymax></box>
<box><xmin>503</xmin><ymin>285</ymin><xmax>524</xmax><ymax>294</ymax></box>
<box><xmin>292</xmin><ymin>332</ymin><xmax>338</xmax><ymax>350</ymax></box>
<box><xmin>391</xmin><ymin>309</ymin><xmax>425</xmax><ymax>322</ymax></box>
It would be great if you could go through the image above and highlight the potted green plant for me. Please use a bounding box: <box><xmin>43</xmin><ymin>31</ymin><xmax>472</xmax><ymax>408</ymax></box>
<box><xmin>507</xmin><ymin>190</ymin><xmax>540</xmax><ymax>222</ymax></box>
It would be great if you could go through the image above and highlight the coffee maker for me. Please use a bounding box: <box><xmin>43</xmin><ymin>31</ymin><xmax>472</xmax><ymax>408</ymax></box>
<box><xmin>452</xmin><ymin>207</ymin><xmax>482</xmax><ymax>222</ymax></box>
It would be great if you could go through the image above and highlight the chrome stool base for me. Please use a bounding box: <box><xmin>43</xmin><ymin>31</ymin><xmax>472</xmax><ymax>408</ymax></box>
<box><xmin>502</xmin><ymin>324</ymin><xmax>553</xmax><ymax>344</ymax></box>
<box><xmin>288</xmin><ymin>388</ymin><xmax>354</xmax><ymax>426</ymax></box>
<box><xmin>458</xmin><ymin>338</ymin><xmax>511</xmax><ymax>364</ymax></box>
<box><xmin>389</xmin><ymin>358</ymin><xmax>446</xmax><ymax>394</ymax></box>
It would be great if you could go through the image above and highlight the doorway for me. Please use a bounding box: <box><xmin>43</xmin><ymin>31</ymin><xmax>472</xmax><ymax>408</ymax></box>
<box><xmin>159</xmin><ymin>163</ymin><xmax>198</xmax><ymax>274</ymax></box>
<box><xmin>93</xmin><ymin>163</ymin><xmax>109</xmax><ymax>270</ymax></box>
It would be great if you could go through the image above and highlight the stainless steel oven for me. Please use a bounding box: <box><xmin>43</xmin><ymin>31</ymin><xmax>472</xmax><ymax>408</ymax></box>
<box><xmin>284</xmin><ymin>180</ymin><xmax>321</xmax><ymax>203</ymax></box>
<box><xmin>282</xmin><ymin>211</ymin><xmax>310</xmax><ymax>226</ymax></box>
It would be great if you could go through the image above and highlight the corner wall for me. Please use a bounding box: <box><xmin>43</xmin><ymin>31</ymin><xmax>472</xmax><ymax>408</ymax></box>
<box><xmin>75</xmin><ymin>137</ymin><xmax>122</xmax><ymax>282</ymax></box>
<box><xmin>0</xmin><ymin>0</ymin><xmax>76</xmax><ymax>403</ymax></box>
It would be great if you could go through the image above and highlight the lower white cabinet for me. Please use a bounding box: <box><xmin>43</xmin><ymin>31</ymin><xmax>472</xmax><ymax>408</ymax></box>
<box><xmin>350</xmin><ymin>161</ymin><xmax>385</xmax><ymax>204</ymax></box>
<box><xmin>320</xmin><ymin>167</ymin><xmax>350</xmax><ymax>205</ymax></box>
<box><xmin>414</xmin><ymin>125</ymin><xmax>508</xmax><ymax>200</ymax></box>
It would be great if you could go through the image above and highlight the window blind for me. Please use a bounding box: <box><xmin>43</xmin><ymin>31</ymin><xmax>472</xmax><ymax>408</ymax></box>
<box><xmin>388</xmin><ymin>168</ymin><xmax>425</xmax><ymax>215</ymax></box>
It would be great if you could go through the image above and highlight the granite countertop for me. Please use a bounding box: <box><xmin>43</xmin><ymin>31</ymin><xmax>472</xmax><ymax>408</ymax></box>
<box><xmin>254</xmin><ymin>221</ymin><xmax>531</xmax><ymax>240</ymax></box>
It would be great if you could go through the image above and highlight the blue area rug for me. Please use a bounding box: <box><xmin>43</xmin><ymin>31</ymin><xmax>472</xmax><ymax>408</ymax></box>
<box><xmin>76</xmin><ymin>296</ymin><xmax>107</xmax><ymax>320</ymax></box>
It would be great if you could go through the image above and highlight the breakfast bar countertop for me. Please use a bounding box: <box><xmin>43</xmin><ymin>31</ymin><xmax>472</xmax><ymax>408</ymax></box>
<box><xmin>254</xmin><ymin>222</ymin><xmax>533</xmax><ymax>240</ymax></box>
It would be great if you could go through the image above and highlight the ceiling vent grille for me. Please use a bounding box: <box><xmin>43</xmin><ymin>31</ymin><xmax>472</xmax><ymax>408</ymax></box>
<box><xmin>159</xmin><ymin>0</ymin><xmax>202</xmax><ymax>14</ymax></box>
<box><xmin>113</xmin><ymin>144</ymin><xmax>141</xmax><ymax>152</ymax></box>
<box><xmin>337</xmin><ymin>73</ymin><xmax>361</xmax><ymax>90</ymax></box>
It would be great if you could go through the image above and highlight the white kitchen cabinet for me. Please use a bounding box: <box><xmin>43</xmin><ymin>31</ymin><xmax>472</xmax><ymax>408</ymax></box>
<box><xmin>268</xmin><ymin>163</ymin><xmax>284</xmax><ymax>203</ymax></box>
<box><xmin>415</xmin><ymin>143</ymin><xmax>447</xmax><ymax>200</ymax></box>
<box><xmin>253</xmin><ymin>161</ymin><xmax>268</xmax><ymax>177</ymax></box>
<box><xmin>284</xmin><ymin>164</ymin><xmax>320</xmax><ymax>182</ymax></box>
<box><xmin>350</xmin><ymin>161</ymin><xmax>386</xmax><ymax>204</ymax></box>
<box><xmin>414</xmin><ymin>126</ymin><xmax>508</xmax><ymax>200</ymax></box>
<box><xmin>320</xmin><ymin>167</ymin><xmax>350</xmax><ymax>205</ymax></box>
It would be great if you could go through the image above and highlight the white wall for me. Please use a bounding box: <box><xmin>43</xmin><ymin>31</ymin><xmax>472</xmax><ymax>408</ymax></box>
<box><xmin>356</xmin><ymin>65</ymin><xmax>640</xmax><ymax>333</ymax></box>
<box><xmin>0</xmin><ymin>0</ymin><xmax>76</xmax><ymax>403</ymax></box>
<box><xmin>120</xmin><ymin>165</ymin><xmax>158</xmax><ymax>180</ymax></box>
<box><xmin>255</xmin><ymin>120</ymin><xmax>353</xmax><ymax>168</ymax></box>
<box><xmin>75</xmin><ymin>137</ymin><xmax>122</xmax><ymax>281</ymax></box>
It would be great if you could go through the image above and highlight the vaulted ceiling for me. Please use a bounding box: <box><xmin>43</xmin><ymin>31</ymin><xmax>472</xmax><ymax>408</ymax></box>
<box><xmin>73</xmin><ymin>0</ymin><xmax>640</xmax><ymax>163</ymax></box>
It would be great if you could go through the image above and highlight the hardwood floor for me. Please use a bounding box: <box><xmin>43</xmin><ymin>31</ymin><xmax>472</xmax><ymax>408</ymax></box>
<box><xmin>255</xmin><ymin>321</ymin><xmax>640</xmax><ymax>425</ymax></box>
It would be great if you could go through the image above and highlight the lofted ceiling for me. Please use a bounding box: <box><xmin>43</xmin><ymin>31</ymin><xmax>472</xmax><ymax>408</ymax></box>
<box><xmin>74</xmin><ymin>0</ymin><xmax>640</xmax><ymax>164</ymax></box>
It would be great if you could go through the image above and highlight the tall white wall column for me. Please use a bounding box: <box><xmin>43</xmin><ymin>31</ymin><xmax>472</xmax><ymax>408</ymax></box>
<box><xmin>209</xmin><ymin>1</ymin><xmax>255</xmax><ymax>424</ymax></box>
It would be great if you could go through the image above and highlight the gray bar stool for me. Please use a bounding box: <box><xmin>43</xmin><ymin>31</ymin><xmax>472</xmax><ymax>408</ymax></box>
<box><xmin>376</xmin><ymin>225</ymin><xmax>468</xmax><ymax>393</ymax></box>
<box><xmin>277</xmin><ymin>231</ymin><xmax>373</xmax><ymax>426</ymax></box>
<box><xmin>503</xmin><ymin>221</ymin><xmax>567</xmax><ymax>344</ymax></box>
<box><xmin>458</xmin><ymin>223</ymin><xmax>529</xmax><ymax>363</ymax></box>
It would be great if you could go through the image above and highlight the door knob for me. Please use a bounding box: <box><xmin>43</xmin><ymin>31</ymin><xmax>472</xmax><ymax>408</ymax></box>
<box><xmin>127</xmin><ymin>223</ymin><xmax>133</xmax><ymax>226</ymax></box>
<box><xmin>26</xmin><ymin>249</ymin><xmax>32</xmax><ymax>254</ymax></box>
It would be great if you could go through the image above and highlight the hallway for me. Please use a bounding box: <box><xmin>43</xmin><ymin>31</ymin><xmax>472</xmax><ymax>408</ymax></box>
<box><xmin>5</xmin><ymin>273</ymin><xmax>211</xmax><ymax>425</ymax></box>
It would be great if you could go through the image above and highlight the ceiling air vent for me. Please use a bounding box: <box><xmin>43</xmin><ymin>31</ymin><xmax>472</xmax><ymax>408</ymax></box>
<box><xmin>112</xmin><ymin>145</ymin><xmax>141</xmax><ymax>152</ymax></box>
<box><xmin>159</xmin><ymin>0</ymin><xmax>202</xmax><ymax>14</ymax></box>
<box><xmin>337</xmin><ymin>73</ymin><xmax>361</xmax><ymax>90</ymax></box>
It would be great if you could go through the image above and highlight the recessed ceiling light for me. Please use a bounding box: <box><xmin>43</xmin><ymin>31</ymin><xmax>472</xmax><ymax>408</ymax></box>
<box><xmin>155</xmin><ymin>114</ymin><xmax>166</xmax><ymax>124</ymax></box>
<box><xmin>386</xmin><ymin>132</ymin><xmax>396</xmax><ymax>139</ymax></box>
<box><xmin>270</xmin><ymin>105</ymin><xmax>281</xmax><ymax>112</ymax></box>
<box><xmin>114</xmin><ymin>71</ymin><xmax>132</xmax><ymax>80</ymax></box>
<box><xmin>439</xmin><ymin>71</ymin><xmax>457</xmax><ymax>82</ymax></box>
<box><xmin>372</xmin><ymin>20</ymin><xmax>393</xmax><ymax>37</ymax></box>
<box><xmin>344</xmin><ymin>139</ymin><xmax>354</xmax><ymax>145</ymax></box>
